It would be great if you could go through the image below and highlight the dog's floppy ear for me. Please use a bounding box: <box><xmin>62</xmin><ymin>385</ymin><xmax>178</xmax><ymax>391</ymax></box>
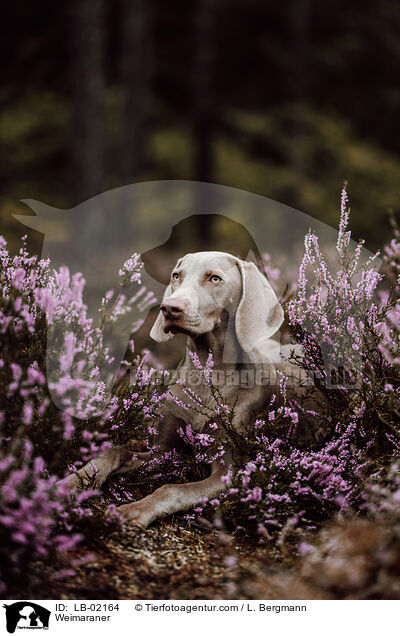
<box><xmin>150</xmin><ymin>283</ymin><xmax>174</xmax><ymax>342</ymax></box>
<box><xmin>235</xmin><ymin>260</ymin><xmax>284</xmax><ymax>353</ymax></box>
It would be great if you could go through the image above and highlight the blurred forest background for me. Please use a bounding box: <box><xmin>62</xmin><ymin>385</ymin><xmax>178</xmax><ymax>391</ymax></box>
<box><xmin>2</xmin><ymin>0</ymin><xmax>400</xmax><ymax>255</ymax></box>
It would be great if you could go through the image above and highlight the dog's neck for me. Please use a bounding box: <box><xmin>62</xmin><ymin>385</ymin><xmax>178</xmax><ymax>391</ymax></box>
<box><xmin>185</xmin><ymin>310</ymin><xmax>245</xmax><ymax>370</ymax></box>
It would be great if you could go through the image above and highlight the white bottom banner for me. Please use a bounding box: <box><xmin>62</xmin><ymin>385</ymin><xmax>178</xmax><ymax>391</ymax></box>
<box><xmin>0</xmin><ymin>599</ymin><xmax>396</xmax><ymax>635</ymax></box>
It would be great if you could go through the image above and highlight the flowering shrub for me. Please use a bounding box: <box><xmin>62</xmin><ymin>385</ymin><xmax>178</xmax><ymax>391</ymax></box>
<box><xmin>0</xmin><ymin>236</ymin><xmax>165</xmax><ymax>596</ymax></box>
<box><xmin>0</xmin><ymin>436</ymin><xmax>81</xmax><ymax>596</ymax></box>
<box><xmin>181</xmin><ymin>187</ymin><xmax>400</xmax><ymax>538</ymax></box>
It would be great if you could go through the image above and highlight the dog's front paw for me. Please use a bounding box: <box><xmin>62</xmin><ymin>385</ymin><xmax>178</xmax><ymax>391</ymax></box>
<box><xmin>56</xmin><ymin>473</ymin><xmax>80</xmax><ymax>493</ymax></box>
<box><xmin>116</xmin><ymin>500</ymin><xmax>154</xmax><ymax>528</ymax></box>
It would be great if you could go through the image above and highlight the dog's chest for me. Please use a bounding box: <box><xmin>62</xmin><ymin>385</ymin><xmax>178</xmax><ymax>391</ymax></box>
<box><xmin>166</xmin><ymin>374</ymin><xmax>267</xmax><ymax>433</ymax></box>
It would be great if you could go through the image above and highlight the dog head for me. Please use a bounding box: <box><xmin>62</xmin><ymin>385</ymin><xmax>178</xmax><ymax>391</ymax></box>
<box><xmin>150</xmin><ymin>251</ymin><xmax>283</xmax><ymax>357</ymax></box>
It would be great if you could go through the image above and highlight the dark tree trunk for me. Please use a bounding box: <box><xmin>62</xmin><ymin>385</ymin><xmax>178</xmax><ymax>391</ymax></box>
<box><xmin>193</xmin><ymin>0</ymin><xmax>217</xmax><ymax>246</ymax></box>
<box><xmin>69</xmin><ymin>0</ymin><xmax>106</xmax><ymax>204</ymax></box>
<box><xmin>291</xmin><ymin>0</ymin><xmax>310</xmax><ymax>113</ymax></box>
<box><xmin>119</xmin><ymin>0</ymin><xmax>152</xmax><ymax>183</ymax></box>
<box><xmin>287</xmin><ymin>0</ymin><xmax>311</xmax><ymax>208</ymax></box>
<box><xmin>193</xmin><ymin>0</ymin><xmax>216</xmax><ymax>184</ymax></box>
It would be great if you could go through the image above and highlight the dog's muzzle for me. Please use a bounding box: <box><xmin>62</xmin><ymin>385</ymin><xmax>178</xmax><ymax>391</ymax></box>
<box><xmin>160</xmin><ymin>300</ymin><xmax>201</xmax><ymax>333</ymax></box>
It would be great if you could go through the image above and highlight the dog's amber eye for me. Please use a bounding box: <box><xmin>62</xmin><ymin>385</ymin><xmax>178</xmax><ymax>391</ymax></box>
<box><xmin>171</xmin><ymin>272</ymin><xmax>180</xmax><ymax>281</ymax></box>
<box><xmin>209</xmin><ymin>275</ymin><xmax>222</xmax><ymax>283</ymax></box>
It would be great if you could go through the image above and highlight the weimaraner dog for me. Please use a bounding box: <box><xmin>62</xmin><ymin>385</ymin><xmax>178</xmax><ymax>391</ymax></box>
<box><xmin>59</xmin><ymin>251</ymin><xmax>300</xmax><ymax>526</ymax></box>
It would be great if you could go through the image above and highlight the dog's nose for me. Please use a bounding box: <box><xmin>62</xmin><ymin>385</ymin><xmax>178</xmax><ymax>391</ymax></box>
<box><xmin>160</xmin><ymin>300</ymin><xmax>185</xmax><ymax>319</ymax></box>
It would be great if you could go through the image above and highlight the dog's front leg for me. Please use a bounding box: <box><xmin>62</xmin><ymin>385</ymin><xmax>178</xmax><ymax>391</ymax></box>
<box><xmin>116</xmin><ymin>461</ymin><xmax>231</xmax><ymax>527</ymax></box>
<box><xmin>57</xmin><ymin>448</ymin><xmax>151</xmax><ymax>492</ymax></box>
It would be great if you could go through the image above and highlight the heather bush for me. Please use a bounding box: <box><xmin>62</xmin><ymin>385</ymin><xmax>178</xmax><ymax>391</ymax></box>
<box><xmin>180</xmin><ymin>187</ymin><xmax>400</xmax><ymax>538</ymax></box>
<box><xmin>294</xmin><ymin>517</ymin><xmax>400</xmax><ymax>599</ymax></box>
<box><xmin>0</xmin><ymin>236</ymin><xmax>165</xmax><ymax>596</ymax></box>
<box><xmin>0</xmin><ymin>435</ymin><xmax>80</xmax><ymax>596</ymax></box>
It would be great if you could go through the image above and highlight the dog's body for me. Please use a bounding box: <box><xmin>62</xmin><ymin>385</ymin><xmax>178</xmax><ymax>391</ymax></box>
<box><xmin>59</xmin><ymin>251</ymin><xmax>302</xmax><ymax>526</ymax></box>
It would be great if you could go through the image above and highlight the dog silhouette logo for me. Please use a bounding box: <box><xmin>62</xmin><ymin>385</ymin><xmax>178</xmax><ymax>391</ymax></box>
<box><xmin>3</xmin><ymin>602</ymin><xmax>50</xmax><ymax>633</ymax></box>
